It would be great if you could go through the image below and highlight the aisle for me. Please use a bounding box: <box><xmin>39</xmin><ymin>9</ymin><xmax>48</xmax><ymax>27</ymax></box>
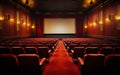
<box><xmin>42</xmin><ymin>40</ymin><xmax>81</xmax><ymax>75</ymax></box>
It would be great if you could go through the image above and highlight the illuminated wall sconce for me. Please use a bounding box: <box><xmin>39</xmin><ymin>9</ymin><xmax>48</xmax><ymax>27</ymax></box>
<box><xmin>0</xmin><ymin>16</ymin><xmax>4</xmax><ymax>21</ymax></box>
<box><xmin>115</xmin><ymin>15</ymin><xmax>120</xmax><ymax>20</ymax></box>
<box><xmin>27</xmin><ymin>23</ymin><xmax>30</xmax><ymax>26</ymax></box>
<box><xmin>10</xmin><ymin>18</ymin><xmax>14</xmax><ymax>22</ymax></box>
<box><xmin>93</xmin><ymin>22</ymin><xmax>96</xmax><ymax>25</ymax></box>
<box><xmin>84</xmin><ymin>25</ymin><xmax>88</xmax><ymax>29</ymax></box>
<box><xmin>32</xmin><ymin>25</ymin><xmax>35</xmax><ymax>29</ymax></box>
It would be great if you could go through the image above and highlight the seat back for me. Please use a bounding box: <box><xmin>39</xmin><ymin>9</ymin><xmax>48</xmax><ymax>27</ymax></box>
<box><xmin>98</xmin><ymin>47</ymin><xmax>113</xmax><ymax>55</ymax></box>
<box><xmin>104</xmin><ymin>54</ymin><xmax>120</xmax><ymax>74</ymax></box>
<box><xmin>113</xmin><ymin>47</ymin><xmax>120</xmax><ymax>54</ymax></box>
<box><xmin>89</xmin><ymin>44</ymin><xmax>99</xmax><ymax>47</ymax></box>
<box><xmin>37</xmin><ymin>46</ymin><xmax>50</xmax><ymax>58</ymax></box>
<box><xmin>68</xmin><ymin>44</ymin><xmax>78</xmax><ymax>52</ymax></box>
<box><xmin>18</xmin><ymin>54</ymin><xmax>40</xmax><ymax>75</ymax></box>
<box><xmin>0</xmin><ymin>46</ymin><xmax>12</xmax><ymax>54</ymax></box>
<box><xmin>0</xmin><ymin>54</ymin><xmax>19</xmax><ymax>75</ymax></box>
<box><xmin>85</xmin><ymin>47</ymin><xmax>99</xmax><ymax>54</ymax></box>
<box><xmin>12</xmin><ymin>46</ymin><xmax>25</xmax><ymax>56</ymax></box>
<box><xmin>73</xmin><ymin>47</ymin><xmax>84</xmax><ymax>58</ymax></box>
<box><xmin>83</xmin><ymin>54</ymin><xmax>105</xmax><ymax>75</ymax></box>
<box><xmin>24</xmin><ymin>47</ymin><xmax>38</xmax><ymax>54</ymax></box>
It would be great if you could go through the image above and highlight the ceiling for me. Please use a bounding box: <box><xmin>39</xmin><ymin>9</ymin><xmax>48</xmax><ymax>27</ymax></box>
<box><xmin>14</xmin><ymin>0</ymin><xmax>109</xmax><ymax>14</ymax></box>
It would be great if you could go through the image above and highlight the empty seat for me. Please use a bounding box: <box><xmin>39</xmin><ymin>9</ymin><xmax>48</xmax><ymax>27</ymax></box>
<box><xmin>99</xmin><ymin>44</ymin><xmax>108</xmax><ymax>48</ymax></box>
<box><xmin>71</xmin><ymin>47</ymin><xmax>85</xmax><ymax>58</ymax></box>
<box><xmin>45</xmin><ymin>43</ymin><xmax>54</xmax><ymax>51</ymax></box>
<box><xmin>109</xmin><ymin>44</ymin><xmax>120</xmax><ymax>48</ymax></box>
<box><xmin>37</xmin><ymin>46</ymin><xmax>51</xmax><ymax>58</ymax></box>
<box><xmin>67</xmin><ymin>44</ymin><xmax>78</xmax><ymax>52</ymax></box>
<box><xmin>0</xmin><ymin>54</ymin><xmax>19</xmax><ymax>75</ymax></box>
<box><xmin>113</xmin><ymin>47</ymin><xmax>120</xmax><ymax>54</ymax></box>
<box><xmin>12</xmin><ymin>46</ymin><xmax>25</xmax><ymax>56</ymax></box>
<box><xmin>98</xmin><ymin>47</ymin><xmax>113</xmax><ymax>55</ymax></box>
<box><xmin>18</xmin><ymin>54</ymin><xmax>46</xmax><ymax>75</ymax></box>
<box><xmin>79</xmin><ymin>43</ymin><xmax>89</xmax><ymax>47</ymax></box>
<box><xmin>24</xmin><ymin>47</ymin><xmax>38</xmax><ymax>54</ymax></box>
<box><xmin>104</xmin><ymin>54</ymin><xmax>120</xmax><ymax>74</ymax></box>
<box><xmin>78</xmin><ymin>54</ymin><xmax>105</xmax><ymax>75</ymax></box>
<box><xmin>84</xmin><ymin>47</ymin><xmax>99</xmax><ymax>54</ymax></box>
<box><xmin>89</xmin><ymin>44</ymin><xmax>99</xmax><ymax>47</ymax></box>
<box><xmin>0</xmin><ymin>46</ymin><xmax>12</xmax><ymax>54</ymax></box>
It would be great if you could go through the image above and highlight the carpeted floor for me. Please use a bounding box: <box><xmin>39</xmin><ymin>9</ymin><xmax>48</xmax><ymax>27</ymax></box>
<box><xmin>42</xmin><ymin>40</ymin><xmax>81</xmax><ymax>75</ymax></box>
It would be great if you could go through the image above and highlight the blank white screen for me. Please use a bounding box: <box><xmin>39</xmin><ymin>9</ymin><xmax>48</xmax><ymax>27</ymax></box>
<box><xmin>44</xmin><ymin>18</ymin><xmax>76</xmax><ymax>34</ymax></box>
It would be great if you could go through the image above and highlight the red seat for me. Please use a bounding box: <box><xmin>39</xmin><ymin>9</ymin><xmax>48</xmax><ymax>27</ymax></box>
<box><xmin>71</xmin><ymin>47</ymin><xmax>85</xmax><ymax>58</ymax></box>
<box><xmin>78</xmin><ymin>54</ymin><xmax>105</xmax><ymax>75</ymax></box>
<box><xmin>113</xmin><ymin>47</ymin><xmax>120</xmax><ymax>54</ymax></box>
<box><xmin>84</xmin><ymin>47</ymin><xmax>99</xmax><ymax>54</ymax></box>
<box><xmin>12</xmin><ymin>46</ymin><xmax>25</xmax><ymax>56</ymax></box>
<box><xmin>0</xmin><ymin>46</ymin><xmax>12</xmax><ymax>54</ymax></box>
<box><xmin>98</xmin><ymin>47</ymin><xmax>113</xmax><ymax>55</ymax></box>
<box><xmin>24</xmin><ymin>46</ymin><xmax>38</xmax><ymax>54</ymax></box>
<box><xmin>104</xmin><ymin>54</ymin><xmax>120</xmax><ymax>74</ymax></box>
<box><xmin>0</xmin><ymin>54</ymin><xmax>19</xmax><ymax>75</ymax></box>
<box><xmin>37</xmin><ymin>46</ymin><xmax>51</xmax><ymax>58</ymax></box>
<box><xmin>18</xmin><ymin>54</ymin><xmax>46</xmax><ymax>75</ymax></box>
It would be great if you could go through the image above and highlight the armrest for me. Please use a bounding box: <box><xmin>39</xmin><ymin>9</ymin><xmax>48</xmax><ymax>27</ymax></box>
<box><xmin>48</xmin><ymin>49</ymin><xmax>53</xmax><ymax>56</ymax></box>
<box><xmin>52</xmin><ymin>46</ymin><xmax>54</xmax><ymax>50</ymax></box>
<box><xmin>71</xmin><ymin>49</ymin><xmax>74</xmax><ymax>53</ymax></box>
<box><xmin>48</xmin><ymin>49</ymin><xmax>52</xmax><ymax>53</ymax></box>
<box><xmin>39</xmin><ymin>58</ymin><xmax>46</xmax><ymax>65</ymax></box>
<box><xmin>68</xmin><ymin>49</ymin><xmax>74</xmax><ymax>57</ymax></box>
<box><xmin>78</xmin><ymin>57</ymin><xmax>84</xmax><ymax>65</ymax></box>
<box><xmin>67</xmin><ymin>46</ymin><xmax>69</xmax><ymax>50</ymax></box>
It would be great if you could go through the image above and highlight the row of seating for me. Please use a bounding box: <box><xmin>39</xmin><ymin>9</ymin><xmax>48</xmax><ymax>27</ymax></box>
<box><xmin>0</xmin><ymin>53</ymin><xmax>46</xmax><ymax>75</ymax></box>
<box><xmin>71</xmin><ymin>46</ymin><xmax>120</xmax><ymax>58</ymax></box>
<box><xmin>62</xmin><ymin>38</ymin><xmax>120</xmax><ymax>75</ymax></box>
<box><xmin>0</xmin><ymin>38</ymin><xmax>59</xmax><ymax>50</ymax></box>
<box><xmin>62</xmin><ymin>38</ymin><xmax>120</xmax><ymax>49</ymax></box>
<box><xmin>0</xmin><ymin>38</ymin><xmax>59</xmax><ymax>75</ymax></box>
<box><xmin>0</xmin><ymin>46</ymin><xmax>53</xmax><ymax>58</ymax></box>
<box><xmin>78</xmin><ymin>54</ymin><xmax>120</xmax><ymax>75</ymax></box>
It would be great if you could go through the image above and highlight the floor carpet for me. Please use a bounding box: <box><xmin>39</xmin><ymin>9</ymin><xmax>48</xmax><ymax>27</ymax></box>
<box><xmin>42</xmin><ymin>40</ymin><xmax>81</xmax><ymax>75</ymax></box>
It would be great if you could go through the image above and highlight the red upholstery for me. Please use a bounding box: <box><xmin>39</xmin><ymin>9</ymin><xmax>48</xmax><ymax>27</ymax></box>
<box><xmin>72</xmin><ymin>47</ymin><xmax>85</xmax><ymax>58</ymax></box>
<box><xmin>24</xmin><ymin>46</ymin><xmax>38</xmax><ymax>54</ymax></box>
<box><xmin>18</xmin><ymin>54</ymin><xmax>46</xmax><ymax>75</ymax></box>
<box><xmin>12</xmin><ymin>46</ymin><xmax>25</xmax><ymax>56</ymax></box>
<box><xmin>104</xmin><ymin>54</ymin><xmax>120</xmax><ymax>74</ymax></box>
<box><xmin>0</xmin><ymin>46</ymin><xmax>12</xmax><ymax>54</ymax></box>
<box><xmin>84</xmin><ymin>47</ymin><xmax>99</xmax><ymax>54</ymax></box>
<box><xmin>113</xmin><ymin>47</ymin><xmax>120</xmax><ymax>54</ymax></box>
<box><xmin>37</xmin><ymin>46</ymin><xmax>51</xmax><ymax>58</ymax></box>
<box><xmin>0</xmin><ymin>54</ymin><xmax>19</xmax><ymax>75</ymax></box>
<box><xmin>98</xmin><ymin>47</ymin><xmax>113</xmax><ymax>55</ymax></box>
<box><xmin>78</xmin><ymin>54</ymin><xmax>105</xmax><ymax>75</ymax></box>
